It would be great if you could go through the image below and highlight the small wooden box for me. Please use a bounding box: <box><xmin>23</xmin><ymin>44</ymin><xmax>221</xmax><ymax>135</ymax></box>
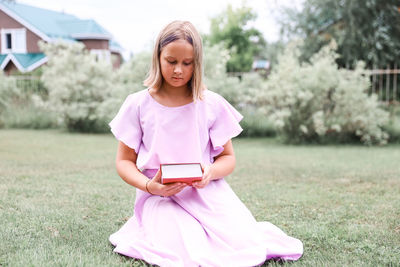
<box><xmin>161</xmin><ymin>163</ymin><xmax>203</xmax><ymax>185</ymax></box>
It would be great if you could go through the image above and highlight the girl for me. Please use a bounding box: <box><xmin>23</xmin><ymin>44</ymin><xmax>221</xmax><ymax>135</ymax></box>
<box><xmin>109</xmin><ymin>21</ymin><xmax>303</xmax><ymax>266</ymax></box>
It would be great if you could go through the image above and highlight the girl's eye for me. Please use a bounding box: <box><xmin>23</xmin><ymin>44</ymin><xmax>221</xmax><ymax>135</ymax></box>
<box><xmin>168</xmin><ymin>61</ymin><xmax>177</xmax><ymax>64</ymax></box>
<box><xmin>183</xmin><ymin>62</ymin><xmax>192</xmax><ymax>66</ymax></box>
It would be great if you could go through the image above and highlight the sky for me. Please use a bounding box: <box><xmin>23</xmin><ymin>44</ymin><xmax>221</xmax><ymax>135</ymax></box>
<box><xmin>18</xmin><ymin>0</ymin><xmax>303</xmax><ymax>59</ymax></box>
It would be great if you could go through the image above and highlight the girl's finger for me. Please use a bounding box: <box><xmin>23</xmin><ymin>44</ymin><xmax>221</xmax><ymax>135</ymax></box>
<box><xmin>173</xmin><ymin>186</ymin><xmax>186</xmax><ymax>195</ymax></box>
<box><xmin>164</xmin><ymin>186</ymin><xmax>185</xmax><ymax>197</ymax></box>
<box><xmin>174</xmin><ymin>184</ymin><xmax>187</xmax><ymax>192</ymax></box>
<box><xmin>165</xmin><ymin>183</ymin><xmax>186</xmax><ymax>192</ymax></box>
<box><xmin>193</xmin><ymin>182</ymin><xmax>203</xmax><ymax>189</ymax></box>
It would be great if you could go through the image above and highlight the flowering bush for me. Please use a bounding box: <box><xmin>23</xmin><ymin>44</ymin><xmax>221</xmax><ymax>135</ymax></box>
<box><xmin>0</xmin><ymin>73</ymin><xmax>56</xmax><ymax>129</ymax></box>
<box><xmin>247</xmin><ymin>42</ymin><xmax>389</xmax><ymax>144</ymax></box>
<box><xmin>39</xmin><ymin>41</ymin><xmax>115</xmax><ymax>132</ymax></box>
<box><xmin>39</xmin><ymin>40</ymin><xmax>156</xmax><ymax>132</ymax></box>
<box><xmin>383</xmin><ymin>105</ymin><xmax>400</xmax><ymax>143</ymax></box>
<box><xmin>203</xmin><ymin>42</ymin><xmax>242</xmax><ymax>106</ymax></box>
<box><xmin>37</xmin><ymin>39</ymin><xmax>388</xmax><ymax>144</ymax></box>
<box><xmin>0</xmin><ymin>73</ymin><xmax>16</xmax><ymax>108</ymax></box>
<box><xmin>0</xmin><ymin>73</ymin><xmax>17</xmax><ymax>127</ymax></box>
<box><xmin>203</xmin><ymin>43</ymin><xmax>275</xmax><ymax>136</ymax></box>
<box><xmin>97</xmin><ymin>51</ymin><xmax>151</xmax><ymax>125</ymax></box>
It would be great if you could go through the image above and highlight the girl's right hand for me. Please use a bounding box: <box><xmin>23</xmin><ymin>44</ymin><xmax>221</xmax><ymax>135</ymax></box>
<box><xmin>146</xmin><ymin>169</ymin><xmax>187</xmax><ymax>197</ymax></box>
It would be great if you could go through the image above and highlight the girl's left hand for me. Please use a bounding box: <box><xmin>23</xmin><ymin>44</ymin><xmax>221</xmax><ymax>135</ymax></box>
<box><xmin>192</xmin><ymin>164</ymin><xmax>213</xmax><ymax>189</ymax></box>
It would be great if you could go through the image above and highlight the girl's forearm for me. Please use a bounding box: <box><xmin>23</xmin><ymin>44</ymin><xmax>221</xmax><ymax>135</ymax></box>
<box><xmin>210</xmin><ymin>154</ymin><xmax>236</xmax><ymax>180</ymax></box>
<box><xmin>116</xmin><ymin>160</ymin><xmax>148</xmax><ymax>191</ymax></box>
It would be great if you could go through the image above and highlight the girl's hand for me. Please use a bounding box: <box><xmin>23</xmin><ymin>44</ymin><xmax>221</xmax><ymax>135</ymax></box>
<box><xmin>146</xmin><ymin>169</ymin><xmax>187</xmax><ymax>197</ymax></box>
<box><xmin>192</xmin><ymin>164</ymin><xmax>213</xmax><ymax>189</ymax></box>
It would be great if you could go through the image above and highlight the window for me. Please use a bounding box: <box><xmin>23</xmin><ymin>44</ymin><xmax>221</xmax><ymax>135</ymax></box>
<box><xmin>6</xmin><ymin>33</ymin><xmax>12</xmax><ymax>49</ymax></box>
<box><xmin>1</xmin><ymin>28</ymin><xmax>27</xmax><ymax>53</ymax></box>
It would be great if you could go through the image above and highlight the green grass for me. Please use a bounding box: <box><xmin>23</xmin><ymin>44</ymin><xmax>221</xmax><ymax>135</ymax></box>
<box><xmin>1</xmin><ymin>130</ymin><xmax>399</xmax><ymax>266</ymax></box>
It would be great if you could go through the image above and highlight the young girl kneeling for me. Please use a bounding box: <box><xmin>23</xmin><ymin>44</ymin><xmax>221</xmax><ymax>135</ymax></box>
<box><xmin>109</xmin><ymin>20</ymin><xmax>303</xmax><ymax>267</ymax></box>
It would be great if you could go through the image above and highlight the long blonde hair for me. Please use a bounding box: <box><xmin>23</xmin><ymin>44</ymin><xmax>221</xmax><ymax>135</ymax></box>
<box><xmin>143</xmin><ymin>21</ymin><xmax>205</xmax><ymax>100</ymax></box>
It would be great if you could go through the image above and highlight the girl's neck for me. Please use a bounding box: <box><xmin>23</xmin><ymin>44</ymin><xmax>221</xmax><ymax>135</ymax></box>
<box><xmin>149</xmin><ymin>83</ymin><xmax>193</xmax><ymax>108</ymax></box>
<box><xmin>159</xmin><ymin>83</ymin><xmax>191</xmax><ymax>98</ymax></box>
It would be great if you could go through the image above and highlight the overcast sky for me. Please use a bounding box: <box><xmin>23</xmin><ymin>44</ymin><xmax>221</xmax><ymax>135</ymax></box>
<box><xmin>18</xmin><ymin>0</ymin><xmax>303</xmax><ymax>59</ymax></box>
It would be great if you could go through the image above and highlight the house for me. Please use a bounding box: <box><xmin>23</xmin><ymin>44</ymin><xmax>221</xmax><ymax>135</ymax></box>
<box><xmin>0</xmin><ymin>2</ymin><xmax>123</xmax><ymax>74</ymax></box>
<box><xmin>252</xmin><ymin>59</ymin><xmax>270</xmax><ymax>76</ymax></box>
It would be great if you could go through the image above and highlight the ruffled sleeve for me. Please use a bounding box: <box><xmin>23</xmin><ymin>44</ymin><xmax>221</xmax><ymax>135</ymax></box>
<box><xmin>109</xmin><ymin>94</ymin><xmax>142</xmax><ymax>153</ymax></box>
<box><xmin>209</xmin><ymin>94</ymin><xmax>243</xmax><ymax>158</ymax></box>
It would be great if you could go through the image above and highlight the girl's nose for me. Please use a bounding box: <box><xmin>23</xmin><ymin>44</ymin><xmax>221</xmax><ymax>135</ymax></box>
<box><xmin>174</xmin><ymin>64</ymin><xmax>182</xmax><ymax>74</ymax></box>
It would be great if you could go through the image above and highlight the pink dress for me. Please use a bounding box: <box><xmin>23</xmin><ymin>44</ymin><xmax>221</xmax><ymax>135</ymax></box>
<box><xmin>109</xmin><ymin>89</ymin><xmax>303</xmax><ymax>267</ymax></box>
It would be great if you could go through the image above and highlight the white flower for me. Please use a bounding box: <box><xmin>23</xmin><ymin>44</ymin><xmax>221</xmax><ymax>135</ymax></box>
<box><xmin>300</xmin><ymin>125</ymin><xmax>308</xmax><ymax>134</ymax></box>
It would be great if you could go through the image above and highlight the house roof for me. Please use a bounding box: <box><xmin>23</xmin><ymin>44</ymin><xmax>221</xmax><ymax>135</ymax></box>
<box><xmin>109</xmin><ymin>39</ymin><xmax>123</xmax><ymax>53</ymax></box>
<box><xmin>0</xmin><ymin>2</ymin><xmax>124</xmax><ymax>72</ymax></box>
<box><xmin>0</xmin><ymin>54</ymin><xmax>7</xmax><ymax>65</ymax></box>
<box><xmin>13</xmin><ymin>53</ymin><xmax>47</xmax><ymax>69</ymax></box>
<box><xmin>60</xmin><ymin>19</ymin><xmax>112</xmax><ymax>39</ymax></box>
<box><xmin>0</xmin><ymin>53</ymin><xmax>47</xmax><ymax>73</ymax></box>
<box><xmin>0</xmin><ymin>2</ymin><xmax>119</xmax><ymax>45</ymax></box>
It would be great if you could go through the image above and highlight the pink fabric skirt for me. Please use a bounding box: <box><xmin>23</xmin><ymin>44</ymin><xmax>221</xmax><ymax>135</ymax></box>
<box><xmin>109</xmin><ymin>170</ymin><xmax>303</xmax><ymax>267</ymax></box>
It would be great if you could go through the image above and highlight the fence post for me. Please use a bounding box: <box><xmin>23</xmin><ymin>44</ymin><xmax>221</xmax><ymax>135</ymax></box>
<box><xmin>386</xmin><ymin>65</ymin><xmax>390</xmax><ymax>104</ymax></box>
<box><xmin>379</xmin><ymin>70</ymin><xmax>383</xmax><ymax>101</ymax></box>
<box><xmin>394</xmin><ymin>64</ymin><xmax>398</xmax><ymax>103</ymax></box>
<box><xmin>371</xmin><ymin>65</ymin><xmax>376</xmax><ymax>95</ymax></box>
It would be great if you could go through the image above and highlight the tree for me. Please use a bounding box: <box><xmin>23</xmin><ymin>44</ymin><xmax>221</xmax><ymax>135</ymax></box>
<box><xmin>207</xmin><ymin>4</ymin><xmax>266</xmax><ymax>72</ymax></box>
<box><xmin>280</xmin><ymin>0</ymin><xmax>400</xmax><ymax>68</ymax></box>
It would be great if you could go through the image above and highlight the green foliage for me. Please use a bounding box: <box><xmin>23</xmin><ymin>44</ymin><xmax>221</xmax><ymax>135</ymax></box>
<box><xmin>98</xmin><ymin>52</ymin><xmax>151</xmax><ymax>125</ymax></box>
<box><xmin>248</xmin><ymin>42</ymin><xmax>389</xmax><ymax>145</ymax></box>
<box><xmin>203</xmin><ymin>45</ymin><xmax>276</xmax><ymax>137</ymax></box>
<box><xmin>2</xmin><ymin>39</ymin><xmax>393</xmax><ymax>145</ymax></box>
<box><xmin>203</xmin><ymin>42</ymin><xmax>249</xmax><ymax>104</ymax></box>
<box><xmin>39</xmin><ymin>40</ymin><xmax>259</xmax><ymax>134</ymax></box>
<box><xmin>113</xmin><ymin>51</ymin><xmax>151</xmax><ymax>90</ymax></box>
<box><xmin>1</xmin><ymin>100</ymin><xmax>57</xmax><ymax>129</ymax></box>
<box><xmin>260</xmin><ymin>40</ymin><xmax>286</xmax><ymax>67</ymax></box>
<box><xmin>383</xmin><ymin>105</ymin><xmax>400</xmax><ymax>143</ymax></box>
<box><xmin>0</xmin><ymin>73</ymin><xmax>55</xmax><ymax>129</ymax></box>
<box><xmin>39</xmin><ymin>41</ymin><xmax>115</xmax><ymax>132</ymax></box>
<box><xmin>280</xmin><ymin>0</ymin><xmax>400</xmax><ymax>67</ymax></box>
<box><xmin>207</xmin><ymin>4</ymin><xmax>266</xmax><ymax>72</ymax></box>
<box><xmin>0</xmin><ymin>73</ymin><xmax>17</xmax><ymax>127</ymax></box>
<box><xmin>234</xmin><ymin>73</ymin><xmax>276</xmax><ymax>137</ymax></box>
<box><xmin>39</xmin><ymin>41</ymin><xmax>152</xmax><ymax>133</ymax></box>
<box><xmin>203</xmin><ymin>43</ymin><xmax>243</xmax><ymax>106</ymax></box>
<box><xmin>39</xmin><ymin>41</ymin><xmax>150</xmax><ymax>133</ymax></box>
<box><xmin>239</xmin><ymin>108</ymin><xmax>276</xmax><ymax>137</ymax></box>
<box><xmin>384</xmin><ymin>118</ymin><xmax>400</xmax><ymax>143</ymax></box>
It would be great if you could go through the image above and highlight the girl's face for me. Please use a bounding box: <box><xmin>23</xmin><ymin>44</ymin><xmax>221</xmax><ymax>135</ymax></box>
<box><xmin>160</xmin><ymin>39</ymin><xmax>194</xmax><ymax>90</ymax></box>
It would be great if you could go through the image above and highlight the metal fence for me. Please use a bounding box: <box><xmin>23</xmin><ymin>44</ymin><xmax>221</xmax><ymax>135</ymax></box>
<box><xmin>228</xmin><ymin>66</ymin><xmax>400</xmax><ymax>104</ymax></box>
<box><xmin>364</xmin><ymin>66</ymin><xmax>399</xmax><ymax>104</ymax></box>
<box><xmin>13</xmin><ymin>75</ymin><xmax>47</xmax><ymax>97</ymax></box>
<box><xmin>12</xmin><ymin>68</ymin><xmax>400</xmax><ymax>104</ymax></box>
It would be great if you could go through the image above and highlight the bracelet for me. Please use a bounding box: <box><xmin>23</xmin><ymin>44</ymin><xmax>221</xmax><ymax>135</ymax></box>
<box><xmin>145</xmin><ymin>179</ymin><xmax>153</xmax><ymax>195</ymax></box>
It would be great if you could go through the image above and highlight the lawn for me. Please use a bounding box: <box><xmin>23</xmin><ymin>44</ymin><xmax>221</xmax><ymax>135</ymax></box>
<box><xmin>0</xmin><ymin>129</ymin><xmax>399</xmax><ymax>266</ymax></box>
